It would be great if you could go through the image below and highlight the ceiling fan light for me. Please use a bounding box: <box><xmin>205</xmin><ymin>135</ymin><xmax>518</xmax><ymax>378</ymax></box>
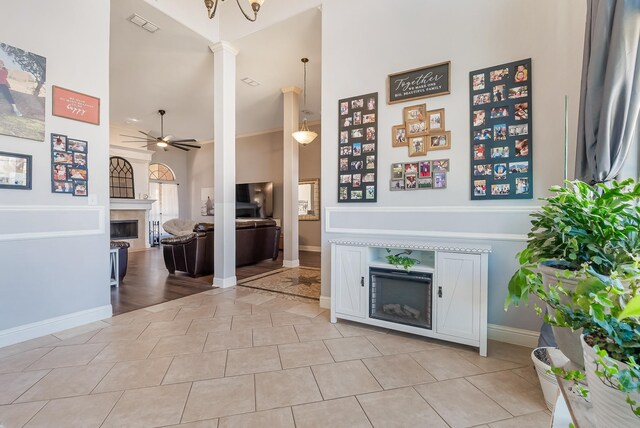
<box><xmin>157</xmin><ymin>141</ymin><xmax>168</xmax><ymax>148</ymax></box>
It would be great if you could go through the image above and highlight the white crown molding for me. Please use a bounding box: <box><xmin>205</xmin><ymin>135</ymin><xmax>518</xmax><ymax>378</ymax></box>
<box><xmin>209</xmin><ymin>41</ymin><xmax>239</xmax><ymax>55</ymax></box>
<box><xmin>281</xmin><ymin>86</ymin><xmax>302</xmax><ymax>95</ymax></box>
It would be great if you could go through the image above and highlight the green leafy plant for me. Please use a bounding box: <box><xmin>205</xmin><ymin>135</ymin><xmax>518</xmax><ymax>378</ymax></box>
<box><xmin>385</xmin><ymin>249</ymin><xmax>419</xmax><ymax>272</ymax></box>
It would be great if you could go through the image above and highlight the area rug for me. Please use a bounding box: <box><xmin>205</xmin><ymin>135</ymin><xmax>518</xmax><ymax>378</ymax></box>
<box><xmin>237</xmin><ymin>267</ymin><xmax>321</xmax><ymax>300</ymax></box>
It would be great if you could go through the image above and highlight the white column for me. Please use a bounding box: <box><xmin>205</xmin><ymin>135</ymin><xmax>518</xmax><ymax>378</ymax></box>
<box><xmin>210</xmin><ymin>41</ymin><xmax>238</xmax><ymax>288</ymax></box>
<box><xmin>281</xmin><ymin>86</ymin><xmax>302</xmax><ymax>268</ymax></box>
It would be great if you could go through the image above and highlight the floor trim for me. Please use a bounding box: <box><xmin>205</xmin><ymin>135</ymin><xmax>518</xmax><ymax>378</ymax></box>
<box><xmin>213</xmin><ymin>276</ymin><xmax>237</xmax><ymax>288</ymax></box>
<box><xmin>300</xmin><ymin>245</ymin><xmax>321</xmax><ymax>252</ymax></box>
<box><xmin>319</xmin><ymin>296</ymin><xmax>331</xmax><ymax>309</ymax></box>
<box><xmin>0</xmin><ymin>305</ymin><xmax>113</xmax><ymax>348</ymax></box>
<box><xmin>488</xmin><ymin>323</ymin><xmax>540</xmax><ymax>348</ymax></box>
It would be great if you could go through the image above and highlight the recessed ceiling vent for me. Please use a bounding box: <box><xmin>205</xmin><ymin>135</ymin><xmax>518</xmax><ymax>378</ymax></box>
<box><xmin>128</xmin><ymin>14</ymin><xmax>159</xmax><ymax>33</ymax></box>
<box><xmin>241</xmin><ymin>77</ymin><xmax>260</xmax><ymax>87</ymax></box>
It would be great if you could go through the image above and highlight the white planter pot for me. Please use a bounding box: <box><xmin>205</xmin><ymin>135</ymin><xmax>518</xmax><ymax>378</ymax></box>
<box><xmin>539</xmin><ymin>263</ymin><xmax>584</xmax><ymax>368</ymax></box>
<box><xmin>582</xmin><ymin>335</ymin><xmax>640</xmax><ymax>428</ymax></box>
<box><xmin>531</xmin><ymin>347</ymin><xmax>561</xmax><ymax>411</ymax></box>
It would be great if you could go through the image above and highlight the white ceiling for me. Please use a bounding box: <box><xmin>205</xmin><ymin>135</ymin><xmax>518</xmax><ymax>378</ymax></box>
<box><xmin>110</xmin><ymin>0</ymin><xmax>322</xmax><ymax>141</ymax></box>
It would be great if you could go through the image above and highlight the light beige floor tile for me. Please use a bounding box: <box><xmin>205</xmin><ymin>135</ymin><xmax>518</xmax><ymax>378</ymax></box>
<box><xmin>225</xmin><ymin>346</ymin><xmax>281</xmax><ymax>376</ymax></box>
<box><xmin>334</xmin><ymin>321</ymin><xmax>388</xmax><ymax>337</ymax></box>
<box><xmin>236</xmin><ymin>293</ymin><xmax>276</xmax><ymax>306</ymax></box>
<box><xmin>24</xmin><ymin>391</ymin><xmax>122</xmax><ymax>428</ymax></box>
<box><xmin>231</xmin><ymin>313</ymin><xmax>272</xmax><ymax>330</ymax></box>
<box><xmin>214</xmin><ymin>302</ymin><xmax>253</xmax><ymax>317</ymax></box>
<box><xmin>187</xmin><ymin>317</ymin><xmax>232</xmax><ymax>335</ymax></box>
<box><xmin>93</xmin><ymin>357</ymin><xmax>172</xmax><ymax>393</ymax></box>
<box><xmin>164</xmin><ymin>420</ymin><xmax>218</xmax><ymax>428</ymax></box>
<box><xmin>292</xmin><ymin>396</ymin><xmax>372</xmax><ymax>428</ymax></box>
<box><xmin>366</xmin><ymin>333</ymin><xmax>440</xmax><ymax>355</ymax></box>
<box><xmin>311</xmin><ymin>360</ymin><xmax>382</xmax><ymax>400</ymax></box>
<box><xmin>149</xmin><ymin>334</ymin><xmax>207</xmax><ymax>358</ymax></box>
<box><xmin>415</xmin><ymin>378</ymin><xmax>512</xmax><ymax>428</ymax></box>
<box><xmin>15</xmin><ymin>363</ymin><xmax>113</xmax><ymax>403</ymax></box>
<box><xmin>174</xmin><ymin>306</ymin><xmax>217</xmax><ymax>321</ymax></box>
<box><xmin>256</xmin><ymin>298</ymin><xmax>301</xmax><ymax>314</ymax></box>
<box><xmin>357</xmin><ymin>387</ymin><xmax>448</xmax><ymax>428</ymax></box>
<box><xmin>253</xmin><ymin>325</ymin><xmax>299</xmax><ymax>347</ymax></box>
<box><xmin>204</xmin><ymin>329</ymin><xmax>253</xmax><ymax>352</ymax></box>
<box><xmin>91</xmin><ymin>339</ymin><xmax>159</xmax><ymax>364</ymax></box>
<box><xmin>311</xmin><ymin>310</ymin><xmax>331</xmax><ymax>323</ymax></box>
<box><xmin>0</xmin><ymin>336</ymin><xmax>60</xmax><ymax>360</ymax></box>
<box><xmin>362</xmin><ymin>353</ymin><xmax>436</xmax><ymax>389</ymax></box>
<box><xmin>324</xmin><ymin>336</ymin><xmax>381</xmax><ymax>362</ymax></box>
<box><xmin>48</xmin><ymin>330</ymin><xmax>102</xmax><ymax>347</ymax></box>
<box><xmin>102</xmin><ymin>383</ymin><xmax>191</xmax><ymax>428</ymax></box>
<box><xmin>163</xmin><ymin>351</ymin><xmax>227</xmax><ymax>384</ymax></box>
<box><xmin>182</xmin><ymin>375</ymin><xmax>255</xmax><ymax>422</ymax></box>
<box><xmin>466</xmin><ymin>371</ymin><xmax>546</xmax><ymax>416</ymax></box>
<box><xmin>0</xmin><ymin>370</ymin><xmax>50</xmax><ymax>404</ymax></box>
<box><xmin>511</xmin><ymin>366</ymin><xmax>538</xmax><ymax>385</ymax></box>
<box><xmin>26</xmin><ymin>343</ymin><xmax>106</xmax><ymax>370</ymax></box>
<box><xmin>219</xmin><ymin>407</ymin><xmax>293</xmax><ymax>428</ymax></box>
<box><xmin>52</xmin><ymin>321</ymin><xmax>110</xmax><ymax>341</ymax></box>
<box><xmin>270</xmin><ymin>311</ymin><xmax>313</xmax><ymax>326</ymax></box>
<box><xmin>137</xmin><ymin>320</ymin><xmax>192</xmax><ymax>341</ymax></box>
<box><xmin>488</xmin><ymin>411</ymin><xmax>550</xmax><ymax>427</ymax></box>
<box><xmin>486</xmin><ymin>340</ymin><xmax>533</xmax><ymax>366</ymax></box>
<box><xmin>217</xmin><ymin>288</ymin><xmax>254</xmax><ymax>301</ymax></box>
<box><xmin>286</xmin><ymin>303</ymin><xmax>324</xmax><ymax>318</ymax></box>
<box><xmin>132</xmin><ymin>308</ymin><xmax>182</xmax><ymax>323</ymax></box>
<box><xmin>0</xmin><ymin>348</ymin><xmax>51</xmax><ymax>374</ymax></box>
<box><xmin>278</xmin><ymin>341</ymin><xmax>334</xmax><ymax>369</ymax></box>
<box><xmin>140</xmin><ymin>301</ymin><xmax>184</xmax><ymax>314</ymax></box>
<box><xmin>458</xmin><ymin>349</ymin><xmax>524</xmax><ymax>372</ymax></box>
<box><xmin>0</xmin><ymin>401</ymin><xmax>47</xmax><ymax>428</ymax></box>
<box><xmin>88</xmin><ymin>322</ymin><xmax>150</xmax><ymax>343</ymax></box>
<box><xmin>255</xmin><ymin>367</ymin><xmax>322</xmax><ymax>410</ymax></box>
<box><xmin>294</xmin><ymin>323</ymin><xmax>342</xmax><ymax>342</ymax></box>
<box><xmin>411</xmin><ymin>349</ymin><xmax>485</xmax><ymax>381</ymax></box>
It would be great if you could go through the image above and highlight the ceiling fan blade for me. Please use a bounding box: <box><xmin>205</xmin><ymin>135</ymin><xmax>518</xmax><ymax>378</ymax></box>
<box><xmin>172</xmin><ymin>142</ymin><xmax>201</xmax><ymax>149</ymax></box>
<box><xmin>163</xmin><ymin>135</ymin><xmax>174</xmax><ymax>142</ymax></box>
<box><xmin>120</xmin><ymin>134</ymin><xmax>149</xmax><ymax>140</ymax></box>
<box><xmin>170</xmin><ymin>144</ymin><xmax>190</xmax><ymax>151</ymax></box>
<box><xmin>170</xmin><ymin>139</ymin><xmax>198</xmax><ymax>143</ymax></box>
<box><xmin>138</xmin><ymin>130</ymin><xmax>160</xmax><ymax>140</ymax></box>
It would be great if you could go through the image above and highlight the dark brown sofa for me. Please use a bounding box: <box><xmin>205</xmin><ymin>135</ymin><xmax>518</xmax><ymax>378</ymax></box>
<box><xmin>161</xmin><ymin>219</ymin><xmax>280</xmax><ymax>277</ymax></box>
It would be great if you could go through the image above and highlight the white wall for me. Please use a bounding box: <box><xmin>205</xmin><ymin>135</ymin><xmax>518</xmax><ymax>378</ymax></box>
<box><xmin>0</xmin><ymin>1</ymin><xmax>111</xmax><ymax>343</ymax></box>
<box><xmin>321</xmin><ymin>0</ymin><xmax>586</xmax><ymax>332</ymax></box>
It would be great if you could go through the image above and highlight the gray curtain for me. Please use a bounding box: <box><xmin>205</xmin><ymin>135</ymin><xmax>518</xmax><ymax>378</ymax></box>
<box><xmin>576</xmin><ymin>0</ymin><xmax>640</xmax><ymax>183</ymax></box>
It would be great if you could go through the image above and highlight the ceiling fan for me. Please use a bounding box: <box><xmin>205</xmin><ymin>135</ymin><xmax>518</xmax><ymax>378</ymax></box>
<box><xmin>121</xmin><ymin>109</ymin><xmax>201</xmax><ymax>151</ymax></box>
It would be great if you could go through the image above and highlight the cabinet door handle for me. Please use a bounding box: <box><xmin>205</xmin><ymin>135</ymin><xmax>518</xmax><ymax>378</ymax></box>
<box><xmin>438</xmin><ymin>286</ymin><xmax>443</xmax><ymax>298</ymax></box>
<box><xmin>361</xmin><ymin>277</ymin><xmax>364</xmax><ymax>287</ymax></box>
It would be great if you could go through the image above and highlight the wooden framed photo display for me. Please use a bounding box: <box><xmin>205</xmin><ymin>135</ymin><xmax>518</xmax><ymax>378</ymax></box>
<box><xmin>388</xmin><ymin>61</ymin><xmax>451</xmax><ymax>104</ymax></box>
<box><xmin>51</xmin><ymin>133</ymin><xmax>89</xmax><ymax>196</ymax></box>
<box><xmin>392</xmin><ymin>125</ymin><xmax>407</xmax><ymax>147</ymax></box>
<box><xmin>338</xmin><ymin>92</ymin><xmax>378</xmax><ymax>203</ymax></box>
<box><xmin>469</xmin><ymin>58</ymin><xmax>532</xmax><ymax>200</ymax></box>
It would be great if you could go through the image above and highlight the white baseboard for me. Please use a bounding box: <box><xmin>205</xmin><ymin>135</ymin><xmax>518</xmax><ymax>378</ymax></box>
<box><xmin>300</xmin><ymin>246</ymin><xmax>321</xmax><ymax>253</ymax></box>
<box><xmin>319</xmin><ymin>296</ymin><xmax>331</xmax><ymax>309</ymax></box>
<box><xmin>488</xmin><ymin>323</ymin><xmax>539</xmax><ymax>348</ymax></box>
<box><xmin>283</xmin><ymin>260</ymin><xmax>300</xmax><ymax>268</ymax></box>
<box><xmin>0</xmin><ymin>305</ymin><xmax>113</xmax><ymax>349</ymax></box>
<box><xmin>213</xmin><ymin>276</ymin><xmax>237</xmax><ymax>288</ymax></box>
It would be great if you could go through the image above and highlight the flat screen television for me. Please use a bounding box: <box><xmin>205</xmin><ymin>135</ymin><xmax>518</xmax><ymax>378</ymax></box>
<box><xmin>236</xmin><ymin>182</ymin><xmax>273</xmax><ymax>218</ymax></box>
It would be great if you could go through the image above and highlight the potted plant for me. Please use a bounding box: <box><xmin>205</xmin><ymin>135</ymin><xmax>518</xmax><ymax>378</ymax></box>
<box><xmin>505</xmin><ymin>179</ymin><xmax>640</xmax><ymax>366</ymax></box>
<box><xmin>385</xmin><ymin>249</ymin><xmax>419</xmax><ymax>272</ymax></box>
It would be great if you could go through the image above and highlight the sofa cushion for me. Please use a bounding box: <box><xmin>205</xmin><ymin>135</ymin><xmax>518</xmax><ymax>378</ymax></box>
<box><xmin>161</xmin><ymin>232</ymin><xmax>198</xmax><ymax>245</ymax></box>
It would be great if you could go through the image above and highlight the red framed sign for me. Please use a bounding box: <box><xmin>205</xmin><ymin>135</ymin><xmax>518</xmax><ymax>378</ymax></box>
<box><xmin>52</xmin><ymin>85</ymin><xmax>100</xmax><ymax>125</ymax></box>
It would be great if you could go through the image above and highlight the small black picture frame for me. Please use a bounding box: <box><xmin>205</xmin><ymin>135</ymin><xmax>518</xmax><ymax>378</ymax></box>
<box><xmin>0</xmin><ymin>151</ymin><xmax>32</xmax><ymax>190</ymax></box>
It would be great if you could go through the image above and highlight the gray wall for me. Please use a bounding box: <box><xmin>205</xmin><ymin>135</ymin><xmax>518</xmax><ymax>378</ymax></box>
<box><xmin>320</xmin><ymin>0</ymin><xmax>587</xmax><ymax>332</ymax></box>
<box><xmin>0</xmin><ymin>1</ymin><xmax>111</xmax><ymax>332</ymax></box>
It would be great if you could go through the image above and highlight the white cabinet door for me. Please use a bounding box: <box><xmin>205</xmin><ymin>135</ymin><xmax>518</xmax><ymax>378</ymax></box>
<box><xmin>334</xmin><ymin>245</ymin><xmax>367</xmax><ymax>318</ymax></box>
<box><xmin>436</xmin><ymin>252</ymin><xmax>480</xmax><ymax>341</ymax></box>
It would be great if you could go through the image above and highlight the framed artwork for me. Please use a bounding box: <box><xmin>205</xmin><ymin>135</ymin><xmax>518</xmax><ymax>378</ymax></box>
<box><xmin>427</xmin><ymin>131</ymin><xmax>451</xmax><ymax>151</ymax></box>
<box><xmin>51</xmin><ymin>133</ymin><xmax>88</xmax><ymax>196</ymax></box>
<box><xmin>201</xmin><ymin>187</ymin><xmax>214</xmax><ymax>216</ymax></box>
<box><xmin>403</xmin><ymin>104</ymin><xmax>426</xmax><ymax>122</ymax></box>
<box><xmin>469</xmin><ymin>58</ymin><xmax>533</xmax><ymax>200</ymax></box>
<box><xmin>0</xmin><ymin>151</ymin><xmax>31</xmax><ymax>189</ymax></box>
<box><xmin>389</xmin><ymin>161</ymin><xmax>449</xmax><ymax>192</ymax></box>
<box><xmin>388</xmin><ymin>61</ymin><xmax>451</xmax><ymax>104</ymax></box>
<box><xmin>427</xmin><ymin>108</ymin><xmax>445</xmax><ymax>132</ymax></box>
<box><xmin>408</xmin><ymin>135</ymin><xmax>427</xmax><ymax>157</ymax></box>
<box><xmin>338</xmin><ymin>92</ymin><xmax>377</xmax><ymax>203</ymax></box>
<box><xmin>392</xmin><ymin>125</ymin><xmax>407</xmax><ymax>147</ymax></box>
<box><xmin>52</xmin><ymin>85</ymin><xmax>100</xmax><ymax>125</ymax></box>
<box><xmin>0</xmin><ymin>42</ymin><xmax>47</xmax><ymax>141</ymax></box>
<box><xmin>405</xmin><ymin>119</ymin><xmax>428</xmax><ymax>138</ymax></box>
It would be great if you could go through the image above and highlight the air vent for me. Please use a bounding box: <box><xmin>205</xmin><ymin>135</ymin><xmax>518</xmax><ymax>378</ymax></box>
<box><xmin>241</xmin><ymin>77</ymin><xmax>260</xmax><ymax>87</ymax></box>
<box><xmin>128</xmin><ymin>14</ymin><xmax>159</xmax><ymax>33</ymax></box>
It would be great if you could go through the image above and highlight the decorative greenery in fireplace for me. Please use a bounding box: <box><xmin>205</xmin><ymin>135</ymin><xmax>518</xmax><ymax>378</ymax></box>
<box><xmin>385</xmin><ymin>249</ymin><xmax>419</xmax><ymax>272</ymax></box>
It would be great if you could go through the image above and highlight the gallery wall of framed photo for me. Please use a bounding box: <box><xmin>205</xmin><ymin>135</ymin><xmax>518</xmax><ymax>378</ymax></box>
<box><xmin>51</xmin><ymin>133</ymin><xmax>89</xmax><ymax>197</ymax></box>
<box><xmin>469</xmin><ymin>58</ymin><xmax>533</xmax><ymax>200</ymax></box>
<box><xmin>338</xmin><ymin>92</ymin><xmax>378</xmax><ymax>202</ymax></box>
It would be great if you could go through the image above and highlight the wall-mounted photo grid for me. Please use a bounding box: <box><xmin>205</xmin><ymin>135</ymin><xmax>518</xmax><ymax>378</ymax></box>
<box><xmin>338</xmin><ymin>92</ymin><xmax>378</xmax><ymax>202</ymax></box>
<box><xmin>51</xmin><ymin>133</ymin><xmax>89</xmax><ymax>197</ymax></box>
<box><xmin>469</xmin><ymin>58</ymin><xmax>532</xmax><ymax>200</ymax></box>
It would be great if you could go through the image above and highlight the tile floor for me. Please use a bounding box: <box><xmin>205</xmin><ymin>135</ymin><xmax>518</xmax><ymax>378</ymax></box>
<box><xmin>0</xmin><ymin>287</ymin><xmax>550</xmax><ymax>428</ymax></box>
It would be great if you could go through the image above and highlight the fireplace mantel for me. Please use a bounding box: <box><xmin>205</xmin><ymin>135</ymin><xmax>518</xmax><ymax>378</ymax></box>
<box><xmin>110</xmin><ymin>199</ymin><xmax>156</xmax><ymax>211</ymax></box>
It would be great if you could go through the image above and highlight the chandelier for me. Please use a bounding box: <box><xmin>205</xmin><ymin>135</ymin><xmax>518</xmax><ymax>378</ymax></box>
<box><xmin>292</xmin><ymin>58</ymin><xmax>318</xmax><ymax>146</ymax></box>
<box><xmin>204</xmin><ymin>0</ymin><xmax>264</xmax><ymax>22</ymax></box>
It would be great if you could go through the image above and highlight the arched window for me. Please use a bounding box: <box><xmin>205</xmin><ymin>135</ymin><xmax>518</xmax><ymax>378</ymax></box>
<box><xmin>148</xmin><ymin>163</ymin><xmax>175</xmax><ymax>181</ymax></box>
<box><xmin>109</xmin><ymin>156</ymin><xmax>135</xmax><ymax>199</ymax></box>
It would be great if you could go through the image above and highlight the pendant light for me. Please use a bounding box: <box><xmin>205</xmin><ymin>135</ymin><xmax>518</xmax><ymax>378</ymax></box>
<box><xmin>292</xmin><ymin>58</ymin><xmax>318</xmax><ymax>146</ymax></box>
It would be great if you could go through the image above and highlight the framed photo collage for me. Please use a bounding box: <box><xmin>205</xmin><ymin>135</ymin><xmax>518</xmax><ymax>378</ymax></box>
<box><xmin>51</xmin><ymin>133</ymin><xmax>89</xmax><ymax>196</ymax></box>
<box><xmin>338</xmin><ymin>92</ymin><xmax>378</xmax><ymax>202</ymax></box>
<box><xmin>469</xmin><ymin>58</ymin><xmax>533</xmax><ymax>200</ymax></box>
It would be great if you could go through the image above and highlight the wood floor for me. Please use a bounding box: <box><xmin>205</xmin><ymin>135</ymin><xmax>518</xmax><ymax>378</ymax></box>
<box><xmin>111</xmin><ymin>248</ymin><xmax>321</xmax><ymax>315</ymax></box>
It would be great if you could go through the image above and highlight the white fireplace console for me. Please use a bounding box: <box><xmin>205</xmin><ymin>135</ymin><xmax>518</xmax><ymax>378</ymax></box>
<box><xmin>330</xmin><ymin>238</ymin><xmax>491</xmax><ymax>356</ymax></box>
